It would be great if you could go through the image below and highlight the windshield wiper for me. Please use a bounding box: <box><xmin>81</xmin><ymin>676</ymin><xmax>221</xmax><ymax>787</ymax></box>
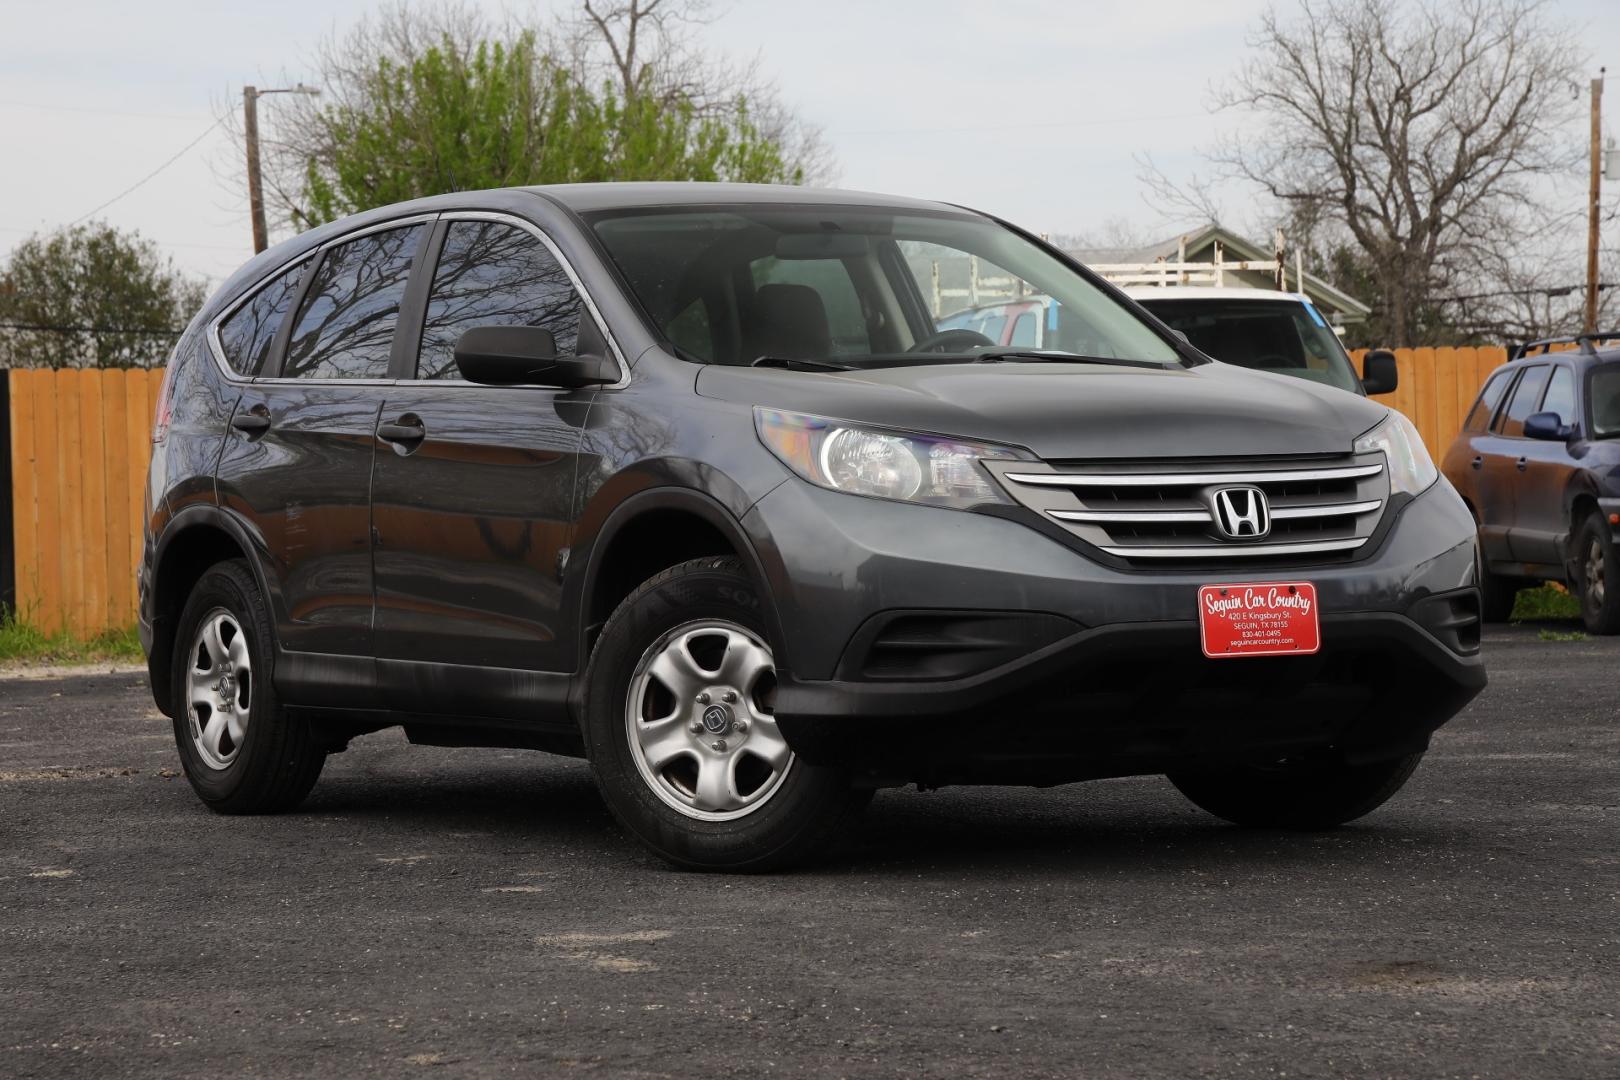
<box><xmin>751</xmin><ymin>356</ymin><xmax>851</xmax><ymax>372</ymax></box>
<box><xmin>967</xmin><ymin>349</ymin><xmax>1174</xmax><ymax>370</ymax></box>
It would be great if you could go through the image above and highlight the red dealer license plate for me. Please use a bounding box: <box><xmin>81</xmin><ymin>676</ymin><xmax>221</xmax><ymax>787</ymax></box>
<box><xmin>1198</xmin><ymin>582</ymin><xmax>1321</xmax><ymax>659</ymax></box>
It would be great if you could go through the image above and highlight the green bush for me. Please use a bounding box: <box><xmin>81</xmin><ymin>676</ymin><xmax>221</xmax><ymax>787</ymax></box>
<box><xmin>0</xmin><ymin>612</ymin><xmax>143</xmax><ymax>664</ymax></box>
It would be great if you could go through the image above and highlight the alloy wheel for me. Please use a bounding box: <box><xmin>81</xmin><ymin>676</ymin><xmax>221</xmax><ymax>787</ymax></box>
<box><xmin>624</xmin><ymin>620</ymin><xmax>792</xmax><ymax>821</ymax></box>
<box><xmin>1587</xmin><ymin>537</ymin><xmax>1607</xmax><ymax>609</ymax></box>
<box><xmin>186</xmin><ymin>608</ymin><xmax>253</xmax><ymax>770</ymax></box>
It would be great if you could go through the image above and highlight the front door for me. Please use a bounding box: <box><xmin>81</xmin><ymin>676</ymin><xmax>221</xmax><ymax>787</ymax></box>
<box><xmin>1475</xmin><ymin>365</ymin><xmax>1547</xmax><ymax>566</ymax></box>
<box><xmin>370</xmin><ymin>216</ymin><xmax>598</xmax><ymax>716</ymax></box>
<box><xmin>1515</xmin><ymin>363</ymin><xmax>1580</xmax><ymax>568</ymax></box>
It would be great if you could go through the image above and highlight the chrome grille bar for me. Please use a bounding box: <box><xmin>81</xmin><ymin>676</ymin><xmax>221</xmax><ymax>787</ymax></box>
<box><xmin>1051</xmin><ymin>498</ymin><xmax>1383</xmax><ymax>525</ymax></box>
<box><xmin>1004</xmin><ymin>463</ymin><xmax>1384</xmax><ymax>488</ymax></box>
<box><xmin>1095</xmin><ymin>538</ymin><xmax>1368</xmax><ymax>559</ymax></box>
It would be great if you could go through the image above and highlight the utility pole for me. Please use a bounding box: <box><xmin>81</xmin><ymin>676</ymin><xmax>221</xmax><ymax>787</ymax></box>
<box><xmin>1587</xmin><ymin>70</ymin><xmax>1605</xmax><ymax>334</ymax></box>
<box><xmin>243</xmin><ymin>86</ymin><xmax>266</xmax><ymax>254</ymax></box>
<box><xmin>242</xmin><ymin>83</ymin><xmax>320</xmax><ymax>255</ymax></box>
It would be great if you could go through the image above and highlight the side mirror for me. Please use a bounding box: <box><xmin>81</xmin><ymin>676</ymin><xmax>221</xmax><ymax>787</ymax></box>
<box><xmin>453</xmin><ymin>325</ymin><xmax>615</xmax><ymax>388</ymax></box>
<box><xmin>1523</xmin><ymin>411</ymin><xmax>1573</xmax><ymax>441</ymax></box>
<box><xmin>1361</xmin><ymin>348</ymin><xmax>1399</xmax><ymax>395</ymax></box>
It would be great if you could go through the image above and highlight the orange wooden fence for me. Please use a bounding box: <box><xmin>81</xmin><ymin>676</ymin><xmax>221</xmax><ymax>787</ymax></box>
<box><xmin>1353</xmin><ymin>345</ymin><xmax>1510</xmax><ymax>460</ymax></box>
<box><xmin>1</xmin><ymin>348</ymin><xmax>1510</xmax><ymax>638</ymax></box>
<box><xmin>5</xmin><ymin>367</ymin><xmax>165</xmax><ymax>636</ymax></box>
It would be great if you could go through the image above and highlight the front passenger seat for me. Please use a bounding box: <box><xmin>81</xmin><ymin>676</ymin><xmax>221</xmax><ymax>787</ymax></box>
<box><xmin>746</xmin><ymin>283</ymin><xmax>832</xmax><ymax>362</ymax></box>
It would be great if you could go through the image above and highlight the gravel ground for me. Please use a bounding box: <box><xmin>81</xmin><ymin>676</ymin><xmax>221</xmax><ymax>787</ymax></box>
<box><xmin>1</xmin><ymin>623</ymin><xmax>1615</xmax><ymax>1079</ymax></box>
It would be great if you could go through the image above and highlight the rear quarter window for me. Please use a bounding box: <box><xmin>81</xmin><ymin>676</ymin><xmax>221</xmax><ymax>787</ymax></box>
<box><xmin>216</xmin><ymin>259</ymin><xmax>307</xmax><ymax>376</ymax></box>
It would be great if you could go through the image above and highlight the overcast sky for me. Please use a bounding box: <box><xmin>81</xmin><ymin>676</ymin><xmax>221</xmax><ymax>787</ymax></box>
<box><xmin>2</xmin><ymin>0</ymin><xmax>1617</xmax><ymax>290</ymax></box>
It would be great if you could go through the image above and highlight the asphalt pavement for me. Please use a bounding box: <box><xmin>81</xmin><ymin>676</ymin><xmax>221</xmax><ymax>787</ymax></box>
<box><xmin>1</xmin><ymin>623</ymin><xmax>1615</xmax><ymax>1079</ymax></box>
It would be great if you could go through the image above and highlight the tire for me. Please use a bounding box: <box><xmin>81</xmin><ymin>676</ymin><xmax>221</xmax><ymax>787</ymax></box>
<box><xmin>1572</xmin><ymin>512</ymin><xmax>1620</xmax><ymax>635</ymax></box>
<box><xmin>581</xmin><ymin>557</ymin><xmax>870</xmax><ymax>871</ymax></box>
<box><xmin>169</xmin><ymin>559</ymin><xmax>325</xmax><ymax>813</ymax></box>
<box><xmin>1168</xmin><ymin>752</ymin><xmax>1424</xmax><ymax>830</ymax></box>
<box><xmin>1476</xmin><ymin>542</ymin><xmax>1520</xmax><ymax>623</ymax></box>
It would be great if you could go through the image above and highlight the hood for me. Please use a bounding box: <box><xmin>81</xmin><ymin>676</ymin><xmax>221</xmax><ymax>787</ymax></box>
<box><xmin>696</xmin><ymin>360</ymin><xmax>1389</xmax><ymax>460</ymax></box>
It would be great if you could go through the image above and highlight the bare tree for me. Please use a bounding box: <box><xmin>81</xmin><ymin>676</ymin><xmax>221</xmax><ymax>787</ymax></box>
<box><xmin>1211</xmin><ymin>0</ymin><xmax>1584</xmax><ymax>346</ymax></box>
<box><xmin>570</xmin><ymin>0</ymin><xmax>835</xmax><ymax>184</ymax></box>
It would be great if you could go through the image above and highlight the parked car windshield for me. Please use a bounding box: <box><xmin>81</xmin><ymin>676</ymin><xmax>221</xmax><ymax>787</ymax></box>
<box><xmin>1135</xmin><ymin>297</ymin><xmax>1361</xmax><ymax>394</ymax></box>
<box><xmin>587</xmin><ymin>205</ymin><xmax>1183</xmax><ymax>369</ymax></box>
<box><xmin>1593</xmin><ymin>364</ymin><xmax>1620</xmax><ymax>438</ymax></box>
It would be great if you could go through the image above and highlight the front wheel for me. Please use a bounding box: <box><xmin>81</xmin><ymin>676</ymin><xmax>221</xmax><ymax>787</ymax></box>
<box><xmin>582</xmin><ymin>557</ymin><xmax>869</xmax><ymax>871</ymax></box>
<box><xmin>1168</xmin><ymin>752</ymin><xmax>1424</xmax><ymax>829</ymax></box>
<box><xmin>1573</xmin><ymin>512</ymin><xmax>1620</xmax><ymax>635</ymax></box>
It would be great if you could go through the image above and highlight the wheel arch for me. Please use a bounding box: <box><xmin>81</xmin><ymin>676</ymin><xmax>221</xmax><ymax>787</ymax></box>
<box><xmin>574</xmin><ymin>487</ymin><xmax>788</xmax><ymax>674</ymax></box>
<box><xmin>147</xmin><ymin>506</ymin><xmax>272</xmax><ymax>715</ymax></box>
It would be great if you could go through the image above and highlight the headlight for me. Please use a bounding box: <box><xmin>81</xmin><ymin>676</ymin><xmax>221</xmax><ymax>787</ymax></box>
<box><xmin>755</xmin><ymin>408</ymin><xmax>1024</xmax><ymax>509</ymax></box>
<box><xmin>1355</xmin><ymin>410</ymin><xmax>1437</xmax><ymax>495</ymax></box>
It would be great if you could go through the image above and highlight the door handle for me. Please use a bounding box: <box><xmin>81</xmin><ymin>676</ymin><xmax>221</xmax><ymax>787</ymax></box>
<box><xmin>377</xmin><ymin>416</ymin><xmax>426</xmax><ymax>445</ymax></box>
<box><xmin>1516</xmin><ymin>456</ymin><xmax>1528</xmax><ymax>472</ymax></box>
<box><xmin>1471</xmin><ymin>455</ymin><xmax>1483</xmax><ymax>470</ymax></box>
<box><xmin>230</xmin><ymin>408</ymin><xmax>271</xmax><ymax>436</ymax></box>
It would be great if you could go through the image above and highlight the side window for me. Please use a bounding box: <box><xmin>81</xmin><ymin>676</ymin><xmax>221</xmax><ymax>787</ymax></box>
<box><xmin>282</xmin><ymin>225</ymin><xmax>423</xmax><ymax>380</ymax></box>
<box><xmin>1465</xmin><ymin>369</ymin><xmax>1513</xmax><ymax>432</ymax></box>
<box><xmin>216</xmin><ymin>260</ymin><xmax>307</xmax><ymax>376</ymax></box>
<box><xmin>1499</xmin><ymin>365</ymin><xmax>1551</xmax><ymax>437</ymax></box>
<box><xmin>750</xmin><ymin>256</ymin><xmax>870</xmax><ymax>356</ymax></box>
<box><xmin>417</xmin><ymin>221</ymin><xmax>582</xmax><ymax>380</ymax></box>
<box><xmin>1540</xmin><ymin>366</ymin><xmax>1576</xmax><ymax>426</ymax></box>
<box><xmin>1009</xmin><ymin>311</ymin><xmax>1037</xmax><ymax>347</ymax></box>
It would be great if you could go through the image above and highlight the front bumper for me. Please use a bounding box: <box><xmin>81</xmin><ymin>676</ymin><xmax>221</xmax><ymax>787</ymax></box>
<box><xmin>744</xmin><ymin>479</ymin><xmax>1485</xmax><ymax>782</ymax></box>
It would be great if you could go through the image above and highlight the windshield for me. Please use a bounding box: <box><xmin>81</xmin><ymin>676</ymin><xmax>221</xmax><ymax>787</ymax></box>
<box><xmin>1593</xmin><ymin>365</ymin><xmax>1620</xmax><ymax>438</ymax></box>
<box><xmin>587</xmin><ymin>205</ymin><xmax>1183</xmax><ymax>369</ymax></box>
<box><xmin>1135</xmin><ymin>297</ymin><xmax>1361</xmax><ymax>393</ymax></box>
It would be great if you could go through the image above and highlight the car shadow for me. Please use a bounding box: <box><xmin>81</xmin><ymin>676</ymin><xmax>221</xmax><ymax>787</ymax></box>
<box><xmin>292</xmin><ymin>758</ymin><xmax>1463</xmax><ymax>878</ymax></box>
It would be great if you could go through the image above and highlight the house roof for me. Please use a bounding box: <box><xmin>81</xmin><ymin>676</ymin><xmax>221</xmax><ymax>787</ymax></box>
<box><xmin>1067</xmin><ymin>223</ymin><xmax>1372</xmax><ymax>323</ymax></box>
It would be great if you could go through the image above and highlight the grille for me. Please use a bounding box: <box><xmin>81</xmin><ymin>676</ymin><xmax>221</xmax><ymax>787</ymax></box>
<box><xmin>985</xmin><ymin>454</ymin><xmax>1389</xmax><ymax>566</ymax></box>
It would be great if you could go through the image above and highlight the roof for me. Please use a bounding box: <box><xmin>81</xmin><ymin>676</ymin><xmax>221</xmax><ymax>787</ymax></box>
<box><xmin>529</xmin><ymin>181</ymin><xmax>963</xmax><ymax>215</ymax></box>
<box><xmin>1069</xmin><ymin>223</ymin><xmax>1373</xmax><ymax>323</ymax></box>
<box><xmin>1123</xmin><ymin>286</ymin><xmax>1318</xmax><ymax>305</ymax></box>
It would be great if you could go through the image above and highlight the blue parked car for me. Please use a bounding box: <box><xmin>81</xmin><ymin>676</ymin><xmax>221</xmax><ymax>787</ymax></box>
<box><xmin>1441</xmin><ymin>334</ymin><xmax>1620</xmax><ymax>633</ymax></box>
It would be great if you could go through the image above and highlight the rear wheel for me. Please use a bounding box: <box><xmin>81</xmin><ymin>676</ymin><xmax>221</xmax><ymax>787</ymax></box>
<box><xmin>169</xmin><ymin>560</ymin><xmax>325</xmax><ymax>813</ymax></box>
<box><xmin>1573</xmin><ymin>513</ymin><xmax>1620</xmax><ymax>635</ymax></box>
<box><xmin>582</xmin><ymin>557</ymin><xmax>869</xmax><ymax>871</ymax></box>
<box><xmin>1476</xmin><ymin>543</ymin><xmax>1520</xmax><ymax>623</ymax></box>
<box><xmin>1168</xmin><ymin>752</ymin><xmax>1424</xmax><ymax>829</ymax></box>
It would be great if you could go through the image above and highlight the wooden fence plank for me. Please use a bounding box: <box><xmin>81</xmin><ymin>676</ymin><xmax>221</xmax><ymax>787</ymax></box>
<box><xmin>78</xmin><ymin>371</ymin><xmax>108</xmax><ymax>636</ymax></box>
<box><xmin>30</xmin><ymin>371</ymin><xmax>65</xmax><ymax>635</ymax></box>
<box><xmin>9</xmin><ymin>370</ymin><xmax>39</xmax><ymax>622</ymax></box>
<box><xmin>126</xmin><ymin>369</ymin><xmax>152</xmax><ymax>608</ymax></box>
<box><xmin>100</xmin><ymin>371</ymin><xmax>132</xmax><ymax>629</ymax></box>
<box><xmin>61</xmin><ymin>372</ymin><xmax>89</xmax><ymax>636</ymax></box>
<box><xmin>1432</xmin><ymin>347</ymin><xmax>1461</xmax><ymax>456</ymax></box>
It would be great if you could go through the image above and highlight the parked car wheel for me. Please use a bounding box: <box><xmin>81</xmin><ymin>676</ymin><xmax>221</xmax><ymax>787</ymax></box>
<box><xmin>1168</xmin><ymin>752</ymin><xmax>1424</xmax><ymax>829</ymax></box>
<box><xmin>1573</xmin><ymin>512</ymin><xmax>1620</xmax><ymax>635</ymax></box>
<box><xmin>582</xmin><ymin>557</ymin><xmax>870</xmax><ymax>871</ymax></box>
<box><xmin>169</xmin><ymin>560</ymin><xmax>325</xmax><ymax>812</ymax></box>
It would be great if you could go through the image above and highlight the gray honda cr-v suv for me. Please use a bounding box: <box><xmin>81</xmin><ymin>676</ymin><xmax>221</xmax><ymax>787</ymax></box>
<box><xmin>140</xmin><ymin>183</ymin><xmax>1485</xmax><ymax>869</ymax></box>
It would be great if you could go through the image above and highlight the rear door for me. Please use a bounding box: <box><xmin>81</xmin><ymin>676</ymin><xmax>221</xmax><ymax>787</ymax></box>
<box><xmin>369</xmin><ymin>214</ymin><xmax>606</xmax><ymax>717</ymax></box>
<box><xmin>216</xmin><ymin>220</ymin><xmax>428</xmax><ymax>684</ymax></box>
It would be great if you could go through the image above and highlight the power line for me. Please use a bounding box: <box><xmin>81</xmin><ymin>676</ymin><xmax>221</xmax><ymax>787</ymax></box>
<box><xmin>830</xmin><ymin>111</ymin><xmax>1207</xmax><ymax>137</ymax></box>
<box><xmin>68</xmin><ymin>116</ymin><xmax>229</xmax><ymax>227</ymax></box>
<box><xmin>0</xmin><ymin>98</ymin><xmax>209</xmax><ymax>121</ymax></box>
<box><xmin>0</xmin><ymin>321</ymin><xmax>184</xmax><ymax>336</ymax></box>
